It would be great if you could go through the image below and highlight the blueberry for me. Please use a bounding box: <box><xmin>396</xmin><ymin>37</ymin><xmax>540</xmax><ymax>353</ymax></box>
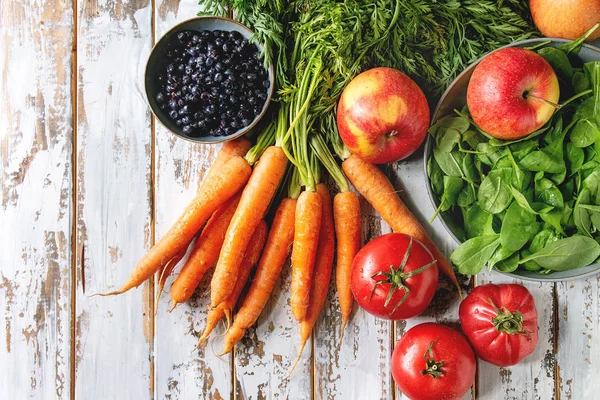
<box><xmin>167</xmin><ymin>63</ymin><xmax>175</xmax><ymax>73</ymax></box>
<box><xmin>204</xmin><ymin>77</ymin><xmax>213</xmax><ymax>86</ymax></box>
<box><xmin>240</xmin><ymin>118</ymin><xmax>251</xmax><ymax>127</ymax></box>
<box><xmin>187</xmin><ymin>57</ymin><xmax>196</xmax><ymax>65</ymax></box>
<box><xmin>205</xmin><ymin>57</ymin><xmax>214</xmax><ymax>67</ymax></box>
<box><xmin>190</xmin><ymin>85</ymin><xmax>199</xmax><ymax>95</ymax></box>
<box><xmin>200</xmin><ymin>92</ymin><xmax>210</xmax><ymax>101</ymax></box>
<box><xmin>169</xmin><ymin>110</ymin><xmax>178</xmax><ymax>119</ymax></box>
<box><xmin>197</xmin><ymin>120</ymin><xmax>207</xmax><ymax>129</ymax></box>
<box><xmin>182</xmin><ymin>125</ymin><xmax>192</xmax><ymax>135</ymax></box>
<box><xmin>181</xmin><ymin>116</ymin><xmax>191</xmax><ymax>125</ymax></box>
<box><xmin>194</xmin><ymin>111</ymin><xmax>204</xmax><ymax>120</ymax></box>
<box><xmin>224</xmin><ymin>88</ymin><xmax>233</xmax><ymax>95</ymax></box>
<box><xmin>215</xmin><ymin>38</ymin><xmax>224</xmax><ymax>47</ymax></box>
<box><xmin>177</xmin><ymin>31</ymin><xmax>187</xmax><ymax>43</ymax></box>
<box><xmin>215</xmin><ymin>62</ymin><xmax>224</xmax><ymax>72</ymax></box>
<box><xmin>179</xmin><ymin>105</ymin><xmax>190</xmax><ymax>115</ymax></box>
<box><xmin>263</xmin><ymin>80</ymin><xmax>270</xmax><ymax>88</ymax></box>
<box><xmin>196</xmin><ymin>56</ymin><xmax>205</xmax><ymax>66</ymax></box>
<box><xmin>156</xmin><ymin>92</ymin><xmax>165</xmax><ymax>103</ymax></box>
<box><xmin>192</xmin><ymin>34</ymin><xmax>200</xmax><ymax>44</ymax></box>
<box><xmin>230</xmin><ymin>119</ymin><xmax>239</xmax><ymax>129</ymax></box>
<box><xmin>207</xmin><ymin>43</ymin><xmax>215</xmax><ymax>52</ymax></box>
<box><xmin>226</xmin><ymin>109</ymin><xmax>236</xmax><ymax>118</ymax></box>
<box><xmin>224</xmin><ymin>68</ymin><xmax>234</xmax><ymax>76</ymax></box>
<box><xmin>187</xmin><ymin>47</ymin><xmax>197</xmax><ymax>56</ymax></box>
<box><xmin>229</xmin><ymin>31</ymin><xmax>243</xmax><ymax>41</ymax></box>
<box><xmin>204</xmin><ymin>104</ymin><xmax>215</xmax><ymax>115</ymax></box>
<box><xmin>222</xmin><ymin>42</ymin><xmax>231</xmax><ymax>53</ymax></box>
<box><xmin>177</xmin><ymin>99</ymin><xmax>185</xmax><ymax>107</ymax></box>
<box><xmin>214</xmin><ymin>73</ymin><xmax>223</xmax><ymax>82</ymax></box>
<box><xmin>178</xmin><ymin>64</ymin><xmax>186</xmax><ymax>72</ymax></box>
<box><xmin>229</xmin><ymin>95</ymin><xmax>238</xmax><ymax>104</ymax></box>
<box><xmin>248</xmin><ymin>97</ymin><xmax>257</xmax><ymax>106</ymax></box>
<box><xmin>168</xmin><ymin>99</ymin><xmax>177</xmax><ymax>109</ymax></box>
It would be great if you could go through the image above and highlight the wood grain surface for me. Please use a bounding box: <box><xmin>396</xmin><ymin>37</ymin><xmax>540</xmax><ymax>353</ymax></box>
<box><xmin>2</xmin><ymin>0</ymin><xmax>600</xmax><ymax>399</ymax></box>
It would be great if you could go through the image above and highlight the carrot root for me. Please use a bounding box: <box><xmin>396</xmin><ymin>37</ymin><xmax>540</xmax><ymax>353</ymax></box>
<box><xmin>342</xmin><ymin>155</ymin><xmax>462</xmax><ymax>297</ymax></box>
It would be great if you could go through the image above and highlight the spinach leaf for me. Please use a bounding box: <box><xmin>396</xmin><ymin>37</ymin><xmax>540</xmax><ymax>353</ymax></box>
<box><xmin>509</xmin><ymin>186</ymin><xmax>553</xmax><ymax>215</ymax></box>
<box><xmin>450</xmin><ymin>235</ymin><xmax>501</xmax><ymax>275</ymax></box>
<box><xmin>500</xmin><ymin>201</ymin><xmax>539</xmax><ymax>252</ymax></box>
<box><xmin>461</xmin><ymin>154</ymin><xmax>479</xmax><ymax>183</ymax></box>
<box><xmin>436</xmin><ymin>128</ymin><xmax>462</xmax><ymax>152</ymax></box>
<box><xmin>566</xmin><ymin>143</ymin><xmax>585</xmax><ymax>174</ymax></box>
<box><xmin>495</xmin><ymin>252</ymin><xmax>520</xmax><ymax>273</ymax></box>
<box><xmin>427</xmin><ymin>156</ymin><xmax>444</xmax><ymax>195</ymax></box>
<box><xmin>574</xmin><ymin>171</ymin><xmax>600</xmax><ymax>236</ymax></box>
<box><xmin>519</xmin><ymin>236</ymin><xmax>600</xmax><ymax>271</ymax></box>
<box><xmin>520</xmin><ymin>249</ymin><xmax>542</xmax><ymax>271</ymax></box>
<box><xmin>489</xmin><ymin>124</ymin><xmax>550</xmax><ymax>147</ymax></box>
<box><xmin>538</xmin><ymin>47</ymin><xmax>574</xmax><ymax>79</ymax></box>
<box><xmin>434</xmin><ymin>115</ymin><xmax>471</xmax><ymax>133</ymax></box>
<box><xmin>571</xmin><ymin>119</ymin><xmax>598</xmax><ymax>147</ymax></box>
<box><xmin>477</xmin><ymin>143</ymin><xmax>503</xmax><ymax>166</ymax></box>
<box><xmin>437</xmin><ymin>176</ymin><xmax>464</xmax><ymax>212</ymax></box>
<box><xmin>520</xmin><ymin>151</ymin><xmax>564</xmax><ymax>173</ymax></box>
<box><xmin>536</xmin><ymin>177</ymin><xmax>565</xmax><ymax>209</ymax></box>
<box><xmin>464</xmin><ymin>204</ymin><xmax>494</xmax><ymax>238</ymax></box>
<box><xmin>509</xmin><ymin>140</ymin><xmax>538</xmax><ymax>161</ymax></box>
<box><xmin>478</xmin><ymin>175</ymin><xmax>512</xmax><ymax>214</ymax></box>
<box><xmin>529</xmin><ymin>229</ymin><xmax>559</xmax><ymax>253</ymax></box>
<box><xmin>434</xmin><ymin>149</ymin><xmax>464</xmax><ymax>177</ymax></box>
<box><xmin>573</xmin><ymin>71</ymin><xmax>590</xmax><ymax>94</ymax></box>
<box><xmin>488</xmin><ymin>245</ymin><xmax>516</xmax><ymax>269</ymax></box>
<box><xmin>457</xmin><ymin>183</ymin><xmax>477</xmax><ymax>207</ymax></box>
<box><xmin>463</xmin><ymin>130</ymin><xmax>486</xmax><ymax>150</ymax></box>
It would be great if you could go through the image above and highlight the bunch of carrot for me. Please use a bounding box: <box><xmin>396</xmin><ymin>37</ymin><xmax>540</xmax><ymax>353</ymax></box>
<box><xmin>101</xmin><ymin>105</ymin><xmax>461</xmax><ymax>371</ymax></box>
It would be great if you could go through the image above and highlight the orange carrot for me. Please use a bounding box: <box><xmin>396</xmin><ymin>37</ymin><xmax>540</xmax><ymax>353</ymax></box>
<box><xmin>198</xmin><ymin>137</ymin><xmax>252</xmax><ymax>193</ymax></box>
<box><xmin>101</xmin><ymin>156</ymin><xmax>252</xmax><ymax>295</ymax></box>
<box><xmin>289</xmin><ymin>184</ymin><xmax>335</xmax><ymax>374</ymax></box>
<box><xmin>155</xmin><ymin>245</ymin><xmax>188</xmax><ymax>313</ymax></box>
<box><xmin>342</xmin><ymin>154</ymin><xmax>461</xmax><ymax>296</ymax></box>
<box><xmin>210</xmin><ymin>145</ymin><xmax>288</xmax><ymax>308</ymax></box>
<box><xmin>196</xmin><ymin>220</ymin><xmax>268</xmax><ymax>346</ymax></box>
<box><xmin>169</xmin><ymin>192</ymin><xmax>242</xmax><ymax>306</ymax></box>
<box><xmin>333</xmin><ymin>191</ymin><xmax>361</xmax><ymax>335</ymax></box>
<box><xmin>290</xmin><ymin>190</ymin><xmax>322</xmax><ymax>322</ymax></box>
<box><xmin>221</xmin><ymin>198</ymin><xmax>297</xmax><ymax>354</ymax></box>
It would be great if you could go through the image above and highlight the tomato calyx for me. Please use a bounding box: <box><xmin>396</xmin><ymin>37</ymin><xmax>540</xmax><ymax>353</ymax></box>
<box><xmin>369</xmin><ymin>237</ymin><xmax>437</xmax><ymax>314</ymax></box>
<box><xmin>421</xmin><ymin>339</ymin><xmax>445</xmax><ymax>379</ymax></box>
<box><xmin>488</xmin><ymin>298</ymin><xmax>531</xmax><ymax>337</ymax></box>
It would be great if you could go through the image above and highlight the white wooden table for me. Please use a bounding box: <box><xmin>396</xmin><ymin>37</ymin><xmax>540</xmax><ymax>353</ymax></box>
<box><xmin>1</xmin><ymin>0</ymin><xmax>599</xmax><ymax>398</ymax></box>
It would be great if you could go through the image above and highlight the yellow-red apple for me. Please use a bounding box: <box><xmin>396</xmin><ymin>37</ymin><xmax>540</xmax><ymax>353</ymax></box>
<box><xmin>466</xmin><ymin>48</ymin><xmax>560</xmax><ymax>141</ymax></box>
<box><xmin>337</xmin><ymin>67</ymin><xmax>430</xmax><ymax>164</ymax></box>
<box><xmin>531</xmin><ymin>0</ymin><xmax>600</xmax><ymax>41</ymax></box>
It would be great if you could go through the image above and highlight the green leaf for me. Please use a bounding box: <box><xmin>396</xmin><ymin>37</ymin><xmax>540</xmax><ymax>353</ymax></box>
<box><xmin>573</xmin><ymin>71</ymin><xmax>591</xmax><ymax>94</ymax></box>
<box><xmin>538</xmin><ymin>47</ymin><xmax>574</xmax><ymax>79</ymax></box>
<box><xmin>535</xmin><ymin>177</ymin><xmax>565</xmax><ymax>209</ymax></box>
<box><xmin>509</xmin><ymin>186</ymin><xmax>553</xmax><ymax>215</ymax></box>
<box><xmin>478</xmin><ymin>175</ymin><xmax>513</xmax><ymax>214</ymax></box>
<box><xmin>450</xmin><ymin>235</ymin><xmax>501</xmax><ymax>275</ymax></box>
<box><xmin>427</xmin><ymin>156</ymin><xmax>444</xmax><ymax>196</ymax></box>
<box><xmin>519</xmin><ymin>236</ymin><xmax>600</xmax><ymax>271</ymax></box>
<box><xmin>509</xmin><ymin>140</ymin><xmax>538</xmax><ymax>161</ymax></box>
<box><xmin>566</xmin><ymin>143</ymin><xmax>585</xmax><ymax>175</ymax></box>
<box><xmin>520</xmin><ymin>151</ymin><xmax>564</xmax><ymax>173</ymax></box>
<box><xmin>461</xmin><ymin>154</ymin><xmax>479</xmax><ymax>183</ymax></box>
<box><xmin>457</xmin><ymin>183</ymin><xmax>477</xmax><ymax>208</ymax></box>
<box><xmin>464</xmin><ymin>205</ymin><xmax>494</xmax><ymax>238</ymax></box>
<box><xmin>520</xmin><ymin>249</ymin><xmax>542</xmax><ymax>271</ymax></box>
<box><xmin>436</xmin><ymin>128</ymin><xmax>461</xmax><ymax>152</ymax></box>
<box><xmin>495</xmin><ymin>252</ymin><xmax>520</xmax><ymax>273</ymax></box>
<box><xmin>571</xmin><ymin>119</ymin><xmax>598</xmax><ymax>148</ymax></box>
<box><xmin>463</xmin><ymin>130</ymin><xmax>486</xmax><ymax>150</ymax></box>
<box><xmin>529</xmin><ymin>229</ymin><xmax>559</xmax><ymax>253</ymax></box>
<box><xmin>500</xmin><ymin>201</ymin><xmax>539</xmax><ymax>252</ymax></box>
<box><xmin>435</xmin><ymin>116</ymin><xmax>471</xmax><ymax>133</ymax></box>
<box><xmin>488</xmin><ymin>245</ymin><xmax>516</xmax><ymax>269</ymax></box>
<box><xmin>433</xmin><ymin>149</ymin><xmax>464</xmax><ymax>177</ymax></box>
<box><xmin>437</xmin><ymin>176</ymin><xmax>464</xmax><ymax>212</ymax></box>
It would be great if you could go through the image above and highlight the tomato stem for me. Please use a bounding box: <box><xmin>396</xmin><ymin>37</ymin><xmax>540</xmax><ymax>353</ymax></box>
<box><xmin>369</xmin><ymin>237</ymin><xmax>437</xmax><ymax>315</ymax></box>
<box><xmin>488</xmin><ymin>298</ymin><xmax>531</xmax><ymax>337</ymax></box>
<box><xmin>421</xmin><ymin>339</ymin><xmax>445</xmax><ymax>379</ymax></box>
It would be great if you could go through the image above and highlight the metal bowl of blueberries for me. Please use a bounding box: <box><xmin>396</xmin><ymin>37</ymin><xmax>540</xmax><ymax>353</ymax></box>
<box><xmin>145</xmin><ymin>16</ymin><xmax>275</xmax><ymax>143</ymax></box>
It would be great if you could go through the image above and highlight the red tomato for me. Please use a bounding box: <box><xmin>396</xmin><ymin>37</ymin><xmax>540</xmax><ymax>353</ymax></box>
<box><xmin>459</xmin><ymin>283</ymin><xmax>538</xmax><ymax>367</ymax></box>
<box><xmin>351</xmin><ymin>233</ymin><xmax>438</xmax><ymax>320</ymax></box>
<box><xmin>392</xmin><ymin>323</ymin><xmax>476</xmax><ymax>400</ymax></box>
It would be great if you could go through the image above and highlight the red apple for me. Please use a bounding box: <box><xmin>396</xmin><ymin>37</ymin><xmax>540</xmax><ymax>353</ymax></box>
<box><xmin>466</xmin><ymin>48</ymin><xmax>560</xmax><ymax>141</ymax></box>
<box><xmin>337</xmin><ymin>67</ymin><xmax>430</xmax><ymax>164</ymax></box>
<box><xmin>531</xmin><ymin>0</ymin><xmax>600</xmax><ymax>41</ymax></box>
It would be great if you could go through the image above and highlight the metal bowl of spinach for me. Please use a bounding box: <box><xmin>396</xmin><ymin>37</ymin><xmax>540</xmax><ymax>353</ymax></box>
<box><xmin>424</xmin><ymin>37</ymin><xmax>600</xmax><ymax>282</ymax></box>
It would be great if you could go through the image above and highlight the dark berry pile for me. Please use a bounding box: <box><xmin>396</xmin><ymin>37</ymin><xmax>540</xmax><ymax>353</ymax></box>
<box><xmin>155</xmin><ymin>29</ymin><xmax>270</xmax><ymax>137</ymax></box>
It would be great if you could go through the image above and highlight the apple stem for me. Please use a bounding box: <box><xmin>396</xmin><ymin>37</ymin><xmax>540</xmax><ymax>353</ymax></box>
<box><xmin>387</xmin><ymin>130</ymin><xmax>398</xmax><ymax>137</ymax></box>
<box><xmin>526</xmin><ymin>93</ymin><xmax>562</xmax><ymax>110</ymax></box>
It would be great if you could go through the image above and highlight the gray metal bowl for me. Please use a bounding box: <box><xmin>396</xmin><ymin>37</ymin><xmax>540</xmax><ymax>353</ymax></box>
<box><xmin>145</xmin><ymin>16</ymin><xmax>275</xmax><ymax>144</ymax></box>
<box><xmin>424</xmin><ymin>38</ymin><xmax>600</xmax><ymax>282</ymax></box>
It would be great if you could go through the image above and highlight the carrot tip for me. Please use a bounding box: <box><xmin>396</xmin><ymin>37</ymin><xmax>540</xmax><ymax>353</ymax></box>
<box><xmin>286</xmin><ymin>342</ymin><xmax>306</xmax><ymax>379</ymax></box>
<box><xmin>92</xmin><ymin>289</ymin><xmax>125</xmax><ymax>297</ymax></box>
<box><xmin>340</xmin><ymin>320</ymin><xmax>347</xmax><ymax>342</ymax></box>
<box><xmin>224</xmin><ymin>309</ymin><xmax>232</xmax><ymax>330</ymax></box>
<box><xmin>168</xmin><ymin>301</ymin><xmax>178</xmax><ymax>313</ymax></box>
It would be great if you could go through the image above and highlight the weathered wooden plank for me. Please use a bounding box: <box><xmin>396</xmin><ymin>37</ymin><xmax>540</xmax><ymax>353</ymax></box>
<box><xmin>235</xmin><ymin>258</ymin><xmax>313</xmax><ymax>400</ymax></box>
<box><xmin>475</xmin><ymin>276</ymin><xmax>555</xmax><ymax>400</ymax></box>
<box><xmin>153</xmin><ymin>1</ymin><xmax>233</xmax><ymax>399</ymax></box>
<box><xmin>0</xmin><ymin>0</ymin><xmax>74</xmax><ymax>398</ymax></box>
<box><xmin>387</xmin><ymin>158</ymin><xmax>473</xmax><ymax>400</ymax></box>
<box><xmin>74</xmin><ymin>0</ymin><xmax>154</xmax><ymax>398</ymax></box>
<box><xmin>556</xmin><ymin>277</ymin><xmax>599</xmax><ymax>400</ymax></box>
